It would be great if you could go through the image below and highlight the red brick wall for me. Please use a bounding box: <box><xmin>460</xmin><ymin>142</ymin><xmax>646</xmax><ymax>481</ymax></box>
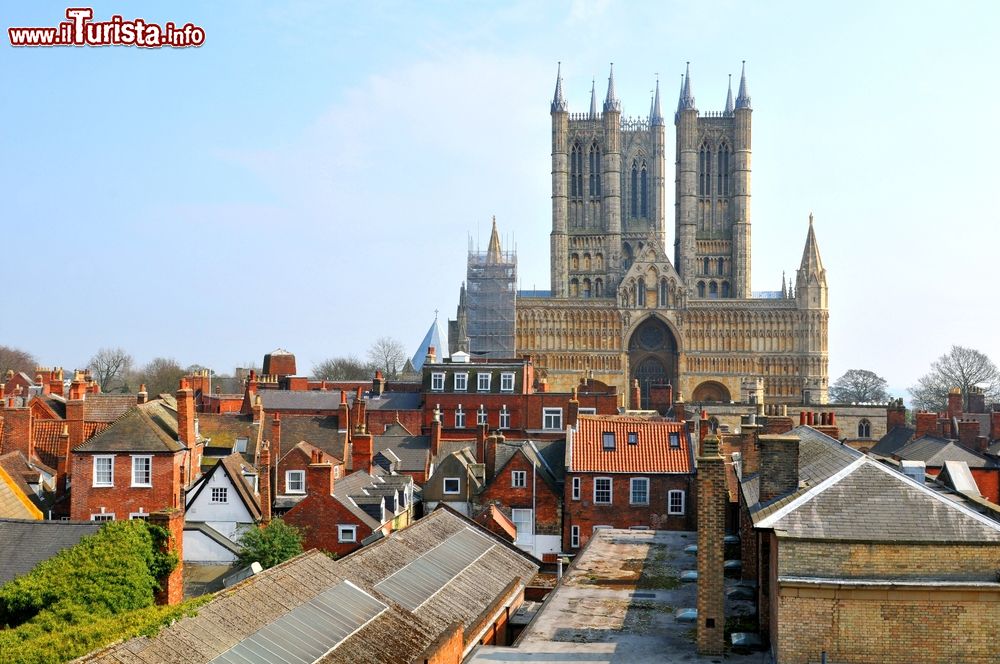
<box><xmin>70</xmin><ymin>451</ymin><xmax>184</xmax><ymax>521</ymax></box>
<box><xmin>149</xmin><ymin>509</ymin><xmax>184</xmax><ymax>606</ymax></box>
<box><xmin>1</xmin><ymin>407</ymin><xmax>32</xmax><ymax>458</ymax></box>
<box><xmin>281</xmin><ymin>492</ymin><xmax>376</xmax><ymax>557</ymax></box>
<box><xmin>563</xmin><ymin>472</ymin><xmax>694</xmax><ymax>549</ymax></box>
<box><xmin>276</xmin><ymin>448</ymin><xmax>343</xmax><ymax>495</ymax></box>
<box><xmin>419</xmin><ymin>623</ymin><xmax>464</xmax><ymax>664</ymax></box>
<box><xmin>970</xmin><ymin>468</ymin><xmax>1000</xmax><ymax>504</ymax></box>
<box><xmin>367</xmin><ymin>410</ymin><xmax>422</xmax><ymax>435</ymax></box>
<box><xmin>478</xmin><ymin>452</ymin><xmax>561</xmax><ymax>538</ymax></box>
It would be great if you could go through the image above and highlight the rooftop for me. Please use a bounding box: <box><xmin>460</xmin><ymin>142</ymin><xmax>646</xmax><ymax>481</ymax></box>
<box><xmin>570</xmin><ymin>415</ymin><xmax>692</xmax><ymax>474</ymax></box>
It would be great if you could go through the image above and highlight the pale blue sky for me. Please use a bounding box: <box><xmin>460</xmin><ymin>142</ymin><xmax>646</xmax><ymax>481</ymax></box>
<box><xmin>3</xmin><ymin>1</ymin><xmax>999</xmax><ymax>395</ymax></box>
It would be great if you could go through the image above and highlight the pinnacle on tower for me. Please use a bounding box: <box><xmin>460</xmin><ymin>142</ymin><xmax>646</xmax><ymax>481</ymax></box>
<box><xmin>551</xmin><ymin>62</ymin><xmax>568</xmax><ymax>113</ymax></box>
<box><xmin>736</xmin><ymin>60</ymin><xmax>751</xmax><ymax>109</ymax></box>
<box><xmin>486</xmin><ymin>216</ymin><xmax>503</xmax><ymax>263</ymax></box>
<box><xmin>725</xmin><ymin>74</ymin><xmax>734</xmax><ymax>115</ymax></box>
<box><xmin>798</xmin><ymin>213</ymin><xmax>824</xmax><ymax>275</ymax></box>
<box><xmin>603</xmin><ymin>63</ymin><xmax>621</xmax><ymax>112</ymax></box>
<box><xmin>679</xmin><ymin>62</ymin><xmax>696</xmax><ymax>112</ymax></box>
<box><xmin>589</xmin><ymin>79</ymin><xmax>598</xmax><ymax>119</ymax></box>
<box><xmin>651</xmin><ymin>77</ymin><xmax>664</xmax><ymax>126</ymax></box>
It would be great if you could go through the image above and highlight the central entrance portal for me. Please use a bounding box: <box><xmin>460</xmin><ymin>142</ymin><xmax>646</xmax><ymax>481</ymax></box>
<box><xmin>627</xmin><ymin>317</ymin><xmax>679</xmax><ymax>409</ymax></box>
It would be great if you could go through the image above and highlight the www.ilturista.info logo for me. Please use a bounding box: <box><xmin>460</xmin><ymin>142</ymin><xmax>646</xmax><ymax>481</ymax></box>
<box><xmin>8</xmin><ymin>8</ymin><xmax>205</xmax><ymax>48</ymax></box>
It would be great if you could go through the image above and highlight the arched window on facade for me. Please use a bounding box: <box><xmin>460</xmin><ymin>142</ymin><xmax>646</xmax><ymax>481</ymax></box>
<box><xmin>637</xmin><ymin>278</ymin><xmax>646</xmax><ymax>306</ymax></box>
<box><xmin>640</xmin><ymin>161</ymin><xmax>648</xmax><ymax>217</ymax></box>
<box><xmin>630</xmin><ymin>161</ymin><xmax>639</xmax><ymax>218</ymax></box>
<box><xmin>717</xmin><ymin>257</ymin><xmax>725</xmax><ymax>276</ymax></box>
<box><xmin>703</xmin><ymin>257</ymin><xmax>710</xmax><ymax>275</ymax></box>
<box><xmin>583</xmin><ymin>278</ymin><xmax>592</xmax><ymax>298</ymax></box>
<box><xmin>721</xmin><ymin>281</ymin><xmax>730</xmax><ymax>298</ymax></box>
<box><xmin>570</xmin><ymin>278</ymin><xmax>579</xmax><ymax>297</ymax></box>
<box><xmin>698</xmin><ymin>142</ymin><xmax>711</xmax><ymax>196</ymax></box>
<box><xmin>595</xmin><ymin>253</ymin><xmax>603</xmax><ymax>269</ymax></box>
<box><xmin>659</xmin><ymin>279</ymin><xmax>669</xmax><ymax>307</ymax></box>
<box><xmin>858</xmin><ymin>419</ymin><xmax>872</xmax><ymax>438</ymax></box>
<box><xmin>717</xmin><ymin>143</ymin><xmax>730</xmax><ymax>196</ymax></box>
<box><xmin>595</xmin><ymin>278</ymin><xmax>604</xmax><ymax>297</ymax></box>
<box><xmin>589</xmin><ymin>142</ymin><xmax>601</xmax><ymax>198</ymax></box>
<box><xmin>709</xmin><ymin>281</ymin><xmax>719</xmax><ymax>299</ymax></box>
<box><xmin>583</xmin><ymin>253</ymin><xmax>591</xmax><ymax>270</ymax></box>
<box><xmin>570</xmin><ymin>143</ymin><xmax>583</xmax><ymax>199</ymax></box>
<box><xmin>697</xmin><ymin>281</ymin><xmax>706</xmax><ymax>298</ymax></box>
<box><xmin>571</xmin><ymin>254</ymin><xmax>579</xmax><ymax>270</ymax></box>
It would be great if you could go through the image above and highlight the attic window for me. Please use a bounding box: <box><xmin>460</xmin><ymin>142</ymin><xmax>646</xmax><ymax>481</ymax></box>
<box><xmin>669</xmin><ymin>432</ymin><xmax>680</xmax><ymax>448</ymax></box>
<box><xmin>234</xmin><ymin>437</ymin><xmax>248</xmax><ymax>454</ymax></box>
<box><xmin>627</xmin><ymin>432</ymin><xmax>638</xmax><ymax>445</ymax></box>
<box><xmin>602</xmin><ymin>432</ymin><xmax>616</xmax><ymax>451</ymax></box>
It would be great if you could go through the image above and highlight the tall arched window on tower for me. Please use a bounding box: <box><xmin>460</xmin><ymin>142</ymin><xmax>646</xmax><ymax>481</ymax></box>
<box><xmin>718</xmin><ymin>143</ymin><xmax>730</xmax><ymax>196</ymax></box>
<box><xmin>595</xmin><ymin>278</ymin><xmax>604</xmax><ymax>297</ymax></box>
<box><xmin>703</xmin><ymin>257</ymin><xmax>710</xmax><ymax>275</ymax></box>
<box><xmin>640</xmin><ymin>161</ymin><xmax>648</xmax><ymax>217</ymax></box>
<box><xmin>637</xmin><ymin>278</ymin><xmax>646</xmax><ymax>306</ymax></box>
<box><xmin>630</xmin><ymin>160</ymin><xmax>638</xmax><ymax>218</ymax></box>
<box><xmin>709</xmin><ymin>281</ymin><xmax>719</xmax><ymax>299</ymax></box>
<box><xmin>721</xmin><ymin>281</ymin><xmax>730</xmax><ymax>298</ymax></box>
<box><xmin>570</xmin><ymin>143</ymin><xmax>583</xmax><ymax>199</ymax></box>
<box><xmin>659</xmin><ymin>278</ymin><xmax>668</xmax><ymax>307</ymax></box>
<box><xmin>589</xmin><ymin>142</ymin><xmax>602</xmax><ymax>198</ymax></box>
<box><xmin>717</xmin><ymin>258</ymin><xmax>725</xmax><ymax>276</ymax></box>
<box><xmin>699</xmin><ymin>142</ymin><xmax>712</xmax><ymax>196</ymax></box>
<box><xmin>697</xmin><ymin>281</ymin><xmax>706</xmax><ymax>298</ymax></box>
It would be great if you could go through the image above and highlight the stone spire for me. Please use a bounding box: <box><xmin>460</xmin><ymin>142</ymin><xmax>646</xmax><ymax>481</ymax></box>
<box><xmin>603</xmin><ymin>63</ymin><xmax>620</xmax><ymax>112</ymax></box>
<box><xmin>781</xmin><ymin>271</ymin><xmax>787</xmax><ymax>298</ymax></box>
<box><xmin>799</xmin><ymin>213</ymin><xmax>824</xmax><ymax>275</ymax></box>
<box><xmin>678</xmin><ymin>62</ymin><xmax>696</xmax><ymax>112</ymax></box>
<box><xmin>589</xmin><ymin>79</ymin><xmax>598</xmax><ymax>118</ymax></box>
<box><xmin>725</xmin><ymin>74</ymin><xmax>734</xmax><ymax>115</ymax></box>
<box><xmin>735</xmin><ymin>61</ymin><xmax>751</xmax><ymax>109</ymax></box>
<box><xmin>551</xmin><ymin>62</ymin><xmax>567</xmax><ymax>113</ymax></box>
<box><xmin>650</xmin><ymin>77</ymin><xmax>664</xmax><ymax>126</ymax></box>
<box><xmin>486</xmin><ymin>216</ymin><xmax>503</xmax><ymax>263</ymax></box>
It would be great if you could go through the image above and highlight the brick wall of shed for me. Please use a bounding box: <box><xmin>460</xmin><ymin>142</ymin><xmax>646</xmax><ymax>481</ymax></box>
<box><xmin>775</xmin><ymin>585</ymin><xmax>1000</xmax><ymax>664</ymax></box>
<box><xmin>419</xmin><ymin>622</ymin><xmax>463</xmax><ymax>664</ymax></box>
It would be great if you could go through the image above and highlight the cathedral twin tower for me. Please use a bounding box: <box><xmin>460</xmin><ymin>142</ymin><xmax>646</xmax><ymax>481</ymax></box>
<box><xmin>456</xmin><ymin>62</ymin><xmax>829</xmax><ymax>408</ymax></box>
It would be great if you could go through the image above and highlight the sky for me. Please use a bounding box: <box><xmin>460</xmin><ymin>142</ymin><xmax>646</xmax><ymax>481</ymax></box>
<box><xmin>2</xmin><ymin>1</ymin><xmax>999</xmax><ymax>398</ymax></box>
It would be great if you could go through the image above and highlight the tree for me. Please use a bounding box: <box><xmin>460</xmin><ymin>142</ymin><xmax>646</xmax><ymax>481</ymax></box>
<box><xmin>88</xmin><ymin>347</ymin><xmax>134</xmax><ymax>393</ymax></box>
<box><xmin>236</xmin><ymin>519</ymin><xmax>303</xmax><ymax>569</ymax></box>
<box><xmin>909</xmin><ymin>345</ymin><xmax>1000</xmax><ymax>412</ymax></box>
<box><xmin>366</xmin><ymin>337</ymin><xmax>408</xmax><ymax>380</ymax></box>
<box><xmin>829</xmin><ymin>369</ymin><xmax>889</xmax><ymax>404</ymax></box>
<box><xmin>135</xmin><ymin>357</ymin><xmax>185</xmax><ymax>397</ymax></box>
<box><xmin>0</xmin><ymin>345</ymin><xmax>36</xmax><ymax>377</ymax></box>
<box><xmin>313</xmin><ymin>356</ymin><xmax>375</xmax><ymax>381</ymax></box>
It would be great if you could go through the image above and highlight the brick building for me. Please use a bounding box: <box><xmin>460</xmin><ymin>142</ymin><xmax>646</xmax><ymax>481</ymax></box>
<box><xmin>563</xmin><ymin>414</ymin><xmax>694</xmax><ymax>551</ymax></box>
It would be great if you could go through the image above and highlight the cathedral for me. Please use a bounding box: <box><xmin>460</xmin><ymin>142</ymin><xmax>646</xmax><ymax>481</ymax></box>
<box><xmin>453</xmin><ymin>63</ymin><xmax>829</xmax><ymax>408</ymax></box>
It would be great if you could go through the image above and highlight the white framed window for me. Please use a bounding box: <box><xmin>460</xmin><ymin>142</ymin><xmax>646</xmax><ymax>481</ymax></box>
<box><xmin>478</xmin><ymin>373</ymin><xmax>491</xmax><ymax>391</ymax></box>
<box><xmin>477</xmin><ymin>405</ymin><xmax>487</xmax><ymax>426</ymax></box>
<box><xmin>211</xmin><ymin>487</ymin><xmax>229</xmax><ymax>503</ymax></box>
<box><xmin>669</xmin><ymin>432</ymin><xmax>680</xmax><ymax>448</ymax></box>
<box><xmin>334</xmin><ymin>465</ymin><xmax>341</xmax><ymax>478</ymax></box>
<box><xmin>91</xmin><ymin>513</ymin><xmax>115</xmax><ymax>522</ymax></box>
<box><xmin>499</xmin><ymin>405</ymin><xmax>510</xmax><ymax>430</ymax></box>
<box><xmin>129</xmin><ymin>511</ymin><xmax>149</xmax><ymax>521</ymax></box>
<box><xmin>630</xmin><ymin>477</ymin><xmax>649</xmax><ymax>505</ymax></box>
<box><xmin>131</xmin><ymin>455</ymin><xmax>152</xmax><ymax>487</ymax></box>
<box><xmin>234</xmin><ymin>437</ymin><xmax>249</xmax><ymax>454</ymax></box>
<box><xmin>431</xmin><ymin>372</ymin><xmax>445</xmax><ymax>391</ymax></box>
<box><xmin>570</xmin><ymin>525</ymin><xmax>580</xmax><ymax>548</ymax></box>
<box><xmin>93</xmin><ymin>456</ymin><xmax>114</xmax><ymax>487</ymax></box>
<box><xmin>512</xmin><ymin>470</ymin><xmax>526</xmax><ymax>488</ymax></box>
<box><xmin>454</xmin><ymin>373</ymin><xmax>468</xmax><ymax>392</ymax></box>
<box><xmin>512</xmin><ymin>508</ymin><xmax>533</xmax><ymax>544</ymax></box>
<box><xmin>579</xmin><ymin>407</ymin><xmax>597</xmax><ymax>415</ymax></box>
<box><xmin>500</xmin><ymin>372</ymin><xmax>515</xmax><ymax>392</ymax></box>
<box><xmin>455</xmin><ymin>405</ymin><xmax>466</xmax><ymax>429</ymax></box>
<box><xmin>338</xmin><ymin>525</ymin><xmax>357</xmax><ymax>543</ymax></box>
<box><xmin>286</xmin><ymin>470</ymin><xmax>305</xmax><ymax>494</ymax></box>
<box><xmin>668</xmin><ymin>490</ymin><xmax>686</xmax><ymax>515</ymax></box>
<box><xmin>602</xmin><ymin>432</ymin><xmax>616</xmax><ymax>451</ymax></box>
<box><xmin>542</xmin><ymin>407</ymin><xmax>563</xmax><ymax>430</ymax></box>
<box><xmin>571</xmin><ymin>477</ymin><xmax>581</xmax><ymax>500</ymax></box>
<box><xmin>594</xmin><ymin>477</ymin><xmax>612</xmax><ymax>504</ymax></box>
<box><xmin>443</xmin><ymin>477</ymin><xmax>461</xmax><ymax>494</ymax></box>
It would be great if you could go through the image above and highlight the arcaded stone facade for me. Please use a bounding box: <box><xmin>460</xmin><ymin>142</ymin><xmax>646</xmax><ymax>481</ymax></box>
<box><xmin>498</xmin><ymin>64</ymin><xmax>830</xmax><ymax>406</ymax></box>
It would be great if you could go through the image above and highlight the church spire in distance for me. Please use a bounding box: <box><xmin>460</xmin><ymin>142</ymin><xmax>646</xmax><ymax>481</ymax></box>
<box><xmin>486</xmin><ymin>216</ymin><xmax>503</xmax><ymax>264</ymax></box>
<box><xmin>551</xmin><ymin>62</ymin><xmax>567</xmax><ymax>113</ymax></box>
<box><xmin>604</xmin><ymin>63</ymin><xmax>620</xmax><ymax>112</ymax></box>
<box><xmin>589</xmin><ymin>79</ymin><xmax>598</xmax><ymax>118</ymax></box>
<box><xmin>799</xmin><ymin>213</ymin><xmax>824</xmax><ymax>275</ymax></box>
<box><xmin>678</xmin><ymin>62</ymin><xmax>696</xmax><ymax>111</ymax></box>
<box><xmin>736</xmin><ymin>60</ymin><xmax>751</xmax><ymax>109</ymax></box>
<box><xmin>725</xmin><ymin>74</ymin><xmax>734</xmax><ymax>115</ymax></box>
<box><xmin>651</xmin><ymin>76</ymin><xmax>664</xmax><ymax>126</ymax></box>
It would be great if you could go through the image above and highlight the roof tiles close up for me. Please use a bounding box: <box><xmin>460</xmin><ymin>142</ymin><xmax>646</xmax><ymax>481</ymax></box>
<box><xmin>570</xmin><ymin>415</ymin><xmax>692</xmax><ymax>473</ymax></box>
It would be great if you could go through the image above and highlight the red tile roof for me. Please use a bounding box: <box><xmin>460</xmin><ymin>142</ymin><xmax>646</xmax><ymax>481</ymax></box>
<box><xmin>570</xmin><ymin>415</ymin><xmax>692</xmax><ymax>474</ymax></box>
<box><xmin>33</xmin><ymin>421</ymin><xmax>65</xmax><ymax>469</ymax></box>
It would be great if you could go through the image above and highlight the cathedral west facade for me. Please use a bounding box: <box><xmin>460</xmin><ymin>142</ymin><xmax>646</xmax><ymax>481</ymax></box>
<box><xmin>455</xmin><ymin>63</ymin><xmax>829</xmax><ymax>408</ymax></box>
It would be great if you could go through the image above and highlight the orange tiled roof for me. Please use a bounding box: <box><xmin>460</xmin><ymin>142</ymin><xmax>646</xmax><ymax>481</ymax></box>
<box><xmin>570</xmin><ymin>415</ymin><xmax>692</xmax><ymax>474</ymax></box>
<box><xmin>33</xmin><ymin>421</ymin><xmax>65</xmax><ymax>469</ymax></box>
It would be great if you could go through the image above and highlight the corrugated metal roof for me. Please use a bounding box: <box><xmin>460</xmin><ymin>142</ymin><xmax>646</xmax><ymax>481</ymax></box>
<box><xmin>571</xmin><ymin>415</ymin><xmax>691</xmax><ymax>473</ymax></box>
<box><xmin>209</xmin><ymin>580</ymin><xmax>385</xmax><ymax>664</ymax></box>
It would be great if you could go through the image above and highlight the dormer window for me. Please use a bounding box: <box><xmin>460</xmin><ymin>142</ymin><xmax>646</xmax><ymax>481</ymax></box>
<box><xmin>454</xmin><ymin>373</ymin><xmax>468</xmax><ymax>392</ymax></box>
<box><xmin>602</xmin><ymin>432</ymin><xmax>616</xmax><ymax>451</ymax></box>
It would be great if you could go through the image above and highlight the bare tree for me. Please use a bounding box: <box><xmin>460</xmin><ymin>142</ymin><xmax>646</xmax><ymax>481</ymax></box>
<box><xmin>909</xmin><ymin>345</ymin><xmax>1000</xmax><ymax>411</ymax></box>
<box><xmin>135</xmin><ymin>357</ymin><xmax>186</xmax><ymax>397</ymax></box>
<box><xmin>88</xmin><ymin>347</ymin><xmax>134</xmax><ymax>393</ymax></box>
<box><xmin>313</xmin><ymin>356</ymin><xmax>376</xmax><ymax>381</ymax></box>
<box><xmin>366</xmin><ymin>337</ymin><xmax>407</xmax><ymax>380</ymax></box>
<box><xmin>829</xmin><ymin>369</ymin><xmax>889</xmax><ymax>404</ymax></box>
<box><xmin>0</xmin><ymin>345</ymin><xmax>37</xmax><ymax>377</ymax></box>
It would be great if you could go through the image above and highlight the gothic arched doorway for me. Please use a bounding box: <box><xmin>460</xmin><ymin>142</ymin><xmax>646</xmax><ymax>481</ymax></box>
<box><xmin>691</xmin><ymin>380</ymin><xmax>732</xmax><ymax>403</ymax></box>
<box><xmin>628</xmin><ymin>317</ymin><xmax>679</xmax><ymax>409</ymax></box>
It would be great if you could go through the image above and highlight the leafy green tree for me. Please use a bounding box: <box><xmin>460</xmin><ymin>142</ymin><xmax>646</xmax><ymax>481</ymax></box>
<box><xmin>237</xmin><ymin>519</ymin><xmax>303</xmax><ymax>569</ymax></box>
<box><xmin>909</xmin><ymin>345</ymin><xmax>1000</xmax><ymax>411</ymax></box>
<box><xmin>829</xmin><ymin>369</ymin><xmax>890</xmax><ymax>404</ymax></box>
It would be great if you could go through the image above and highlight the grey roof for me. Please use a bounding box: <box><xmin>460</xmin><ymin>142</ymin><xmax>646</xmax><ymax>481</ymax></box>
<box><xmin>332</xmin><ymin>471</ymin><xmax>384</xmax><ymax>529</ymax></box>
<box><xmin>0</xmin><ymin>518</ymin><xmax>102</xmax><ymax>585</ymax></box>
<box><xmin>266</xmin><ymin>415</ymin><xmax>345</xmax><ymax>462</ymax></box>
<box><xmin>73</xmin><ymin>402</ymin><xmax>184</xmax><ymax>453</ymax></box>
<box><xmin>763</xmin><ymin>460</ymin><xmax>1000</xmax><ymax>543</ymax></box>
<box><xmin>411</xmin><ymin>319</ymin><xmax>447</xmax><ymax>371</ymax></box>
<box><xmin>870</xmin><ymin>425</ymin><xmax>916</xmax><ymax>457</ymax></box>
<box><xmin>495</xmin><ymin>438</ymin><xmax>565</xmax><ymax>484</ymax></box>
<box><xmin>366</xmin><ymin>392</ymin><xmax>422</xmax><ymax>411</ymax></box>
<box><xmin>259</xmin><ymin>390</ymin><xmax>342</xmax><ymax>411</ymax></box>
<box><xmin>373</xmin><ymin>426</ymin><xmax>430</xmax><ymax>473</ymax></box>
<box><xmin>895</xmin><ymin>436</ymin><xmax>997</xmax><ymax>468</ymax></box>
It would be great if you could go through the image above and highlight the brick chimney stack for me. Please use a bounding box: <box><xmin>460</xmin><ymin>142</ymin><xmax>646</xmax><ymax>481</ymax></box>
<box><xmin>251</xmin><ymin>395</ymin><xmax>263</xmax><ymax>423</ymax></box>
<box><xmin>991</xmin><ymin>411</ymin><xmax>1000</xmax><ymax>441</ymax></box>
<box><xmin>137</xmin><ymin>384</ymin><xmax>148</xmax><ymax>405</ymax></box>
<box><xmin>958</xmin><ymin>420</ymin><xmax>981</xmax><ymax>450</ymax></box>
<box><xmin>485</xmin><ymin>431</ymin><xmax>503</xmax><ymax>481</ymax></box>
<box><xmin>915</xmin><ymin>412</ymin><xmax>938</xmax><ymax>439</ymax></box>
<box><xmin>967</xmin><ymin>387</ymin><xmax>986</xmax><ymax>414</ymax></box>
<box><xmin>259</xmin><ymin>441</ymin><xmax>272</xmax><ymax>524</ymax></box>
<box><xmin>947</xmin><ymin>387</ymin><xmax>963</xmax><ymax>420</ymax></box>
<box><xmin>699</xmin><ymin>409</ymin><xmax>710</xmax><ymax>443</ymax></box>
<box><xmin>630</xmin><ymin>379</ymin><xmax>641</xmax><ymax>410</ymax></box>
<box><xmin>49</xmin><ymin>368</ymin><xmax>64</xmax><ymax>397</ymax></box>
<box><xmin>673</xmin><ymin>392</ymin><xmax>686</xmax><ymax>422</ymax></box>
<box><xmin>759</xmin><ymin>435</ymin><xmax>801</xmax><ymax>503</ymax></box>
<box><xmin>308</xmin><ymin>449</ymin><xmax>335</xmax><ymax>496</ymax></box>
<box><xmin>271</xmin><ymin>413</ymin><xmax>282</xmax><ymax>473</ymax></box>
<box><xmin>567</xmin><ymin>387</ymin><xmax>580</xmax><ymax>429</ymax></box>
<box><xmin>351</xmin><ymin>387</ymin><xmax>366</xmax><ymax>432</ymax></box>
<box><xmin>696</xmin><ymin>432</ymin><xmax>725</xmax><ymax>655</ymax></box>
<box><xmin>69</xmin><ymin>371</ymin><xmax>87</xmax><ymax>401</ymax></box>
<box><xmin>176</xmin><ymin>379</ymin><xmax>196</xmax><ymax>449</ymax></box>
<box><xmin>352</xmin><ymin>425</ymin><xmax>373</xmax><ymax>474</ymax></box>
<box><xmin>372</xmin><ymin>370</ymin><xmax>385</xmax><ymax>397</ymax></box>
<box><xmin>57</xmin><ymin>424</ymin><xmax>71</xmax><ymax>494</ymax></box>
<box><xmin>425</xmin><ymin>346</ymin><xmax>437</xmax><ymax>366</ymax></box>
<box><xmin>886</xmin><ymin>398</ymin><xmax>906</xmax><ymax>431</ymax></box>
<box><xmin>431</xmin><ymin>405</ymin><xmax>442</xmax><ymax>458</ymax></box>
<box><xmin>476</xmin><ymin>422</ymin><xmax>488</xmax><ymax>463</ymax></box>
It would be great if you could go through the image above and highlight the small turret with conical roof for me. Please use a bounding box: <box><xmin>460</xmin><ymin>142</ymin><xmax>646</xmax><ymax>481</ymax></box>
<box><xmin>486</xmin><ymin>216</ymin><xmax>503</xmax><ymax>263</ymax></box>
<box><xmin>604</xmin><ymin>63</ymin><xmax>620</xmax><ymax>112</ymax></box>
<box><xmin>795</xmin><ymin>213</ymin><xmax>828</xmax><ymax>310</ymax></box>
<box><xmin>735</xmin><ymin>61</ymin><xmax>751</xmax><ymax>110</ymax></box>
<box><xmin>551</xmin><ymin>62</ymin><xmax>568</xmax><ymax>113</ymax></box>
<box><xmin>725</xmin><ymin>74</ymin><xmax>734</xmax><ymax>115</ymax></box>
<box><xmin>678</xmin><ymin>62</ymin><xmax>696</xmax><ymax>112</ymax></box>
<box><xmin>650</xmin><ymin>77</ymin><xmax>664</xmax><ymax>126</ymax></box>
<box><xmin>589</xmin><ymin>79</ymin><xmax>598</xmax><ymax>118</ymax></box>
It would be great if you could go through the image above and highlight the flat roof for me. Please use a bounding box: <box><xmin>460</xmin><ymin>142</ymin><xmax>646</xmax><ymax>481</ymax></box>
<box><xmin>468</xmin><ymin>529</ymin><xmax>761</xmax><ymax>663</ymax></box>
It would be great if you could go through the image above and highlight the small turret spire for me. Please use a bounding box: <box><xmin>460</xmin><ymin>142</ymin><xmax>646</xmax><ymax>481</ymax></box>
<box><xmin>651</xmin><ymin>76</ymin><xmax>664</xmax><ymax>126</ymax></box>
<box><xmin>679</xmin><ymin>62</ymin><xmax>696</xmax><ymax>111</ymax></box>
<box><xmin>736</xmin><ymin>60</ymin><xmax>751</xmax><ymax>109</ymax></box>
<box><xmin>781</xmin><ymin>271</ymin><xmax>787</xmax><ymax>298</ymax></box>
<box><xmin>725</xmin><ymin>74</ymin><xmax>734</xmax><ymax>115</ymax></box>
<box><xmin>603</xmin><ymin>63</ymin><xmax>620</xmax><ymax>112</ymax></box>
<box><xmin>798</xmin><ymin>213</ymin><xmax>824</xmax><ymax>274</ymax></box>
<box><xmin>487</xmin><ymin>216</ymin><xmax>503</xmax><ymax>263</ymax></box>
<box><xmin>551</xmin><ymin>62</ymin><xmax>567</xmax><ymax>113</ymax></box>
<box><xmin>589</xmin><ymin>79</ymin><xmax>598</xmax><ymax>119</ymax></box>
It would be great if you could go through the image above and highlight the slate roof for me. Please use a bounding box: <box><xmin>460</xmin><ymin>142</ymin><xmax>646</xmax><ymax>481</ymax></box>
<box><xmin>366</xmin><ymin>392</ymin><xmax>423</xmax><ymax>411</ymax></box>
<box><xmin>569</xmin><ymin>415</ymin><xmax>692</xmax><ymax>473</ymax></box>
<box><xmin>373</xmin><ymin>424</ymin><xmax>430</xmax><ymax>473</ymax></box>
<box><xmin>0</xmin><ymin>518</ymin><xmax>101</xmax><ymax>585</ymax></box>
<box><xmin>83</xmin><ymin>394</ymin><xmax>139</xmax><ymax>422</ymax></box>
<box><xmin>495</xmin><ymin>437</ymin><xmax>566</xmax><ymax>484</ymax></box>
<box><xmin>869</xmin><ymin>425</ymin><xmax>915</xmax><ymax>457</ymax></box>
<box><xmin>264</xmin><ymin>415</ymin><xmax>345</xmax><ymax>462</ymax></box>
<box><xmin>258</xmin><ymin>390</ymin><xmax>343</xmax><ymax>411</ymax></box>
<box><xmin>73</xmin><ymin>402</ymin><xmax>184</xmax><ymax>453</ymax></box>
<box><xmin>895</xmin><ymin>436</ymin><xmax>997</xmax><ymax>469</ymax></box>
